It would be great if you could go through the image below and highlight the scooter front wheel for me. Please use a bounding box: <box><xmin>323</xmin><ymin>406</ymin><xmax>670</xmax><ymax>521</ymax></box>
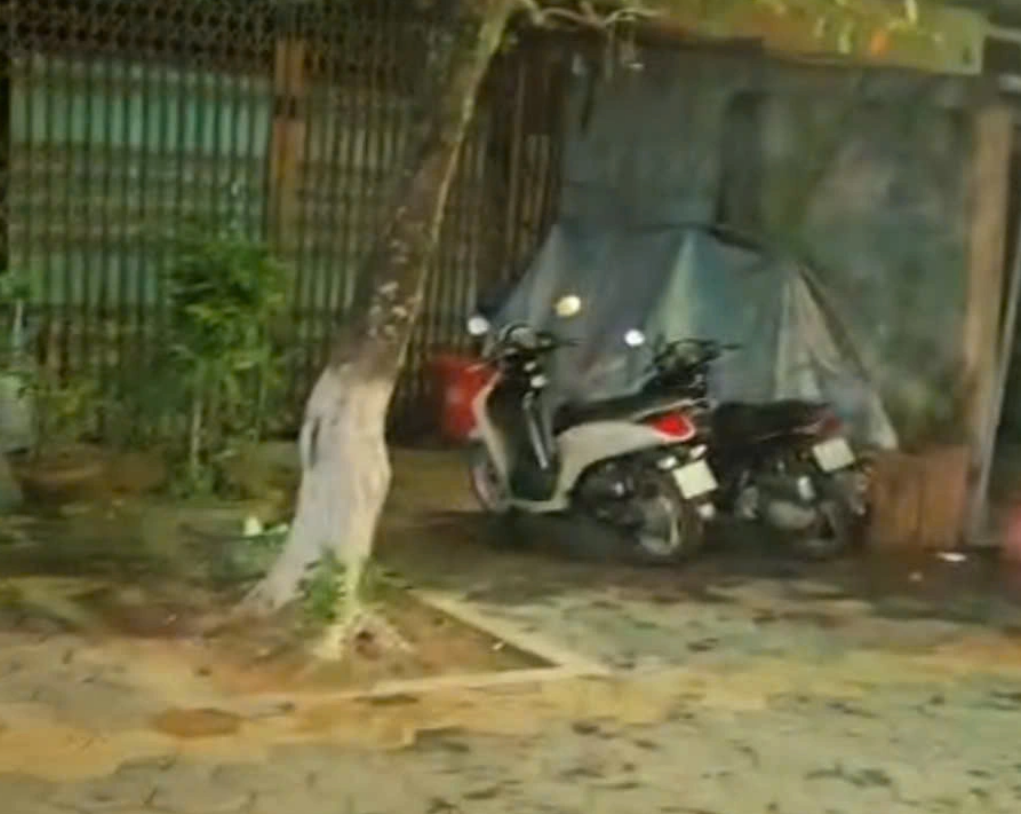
<box><xmin>468</xmin><ymin>444</ymin><xmax>512</xmax><ymax>515</ymax></box>
<box><xmin>630</xmin><ymin>472</ymin><xmax>706</xmax><ymax>565</ymax></box>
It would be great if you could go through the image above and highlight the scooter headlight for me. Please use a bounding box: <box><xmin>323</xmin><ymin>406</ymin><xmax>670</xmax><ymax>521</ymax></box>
<box><xmin>467</xmin><ymin>315</ymin><xmax>490</xmax><ymax>336</ymax></box>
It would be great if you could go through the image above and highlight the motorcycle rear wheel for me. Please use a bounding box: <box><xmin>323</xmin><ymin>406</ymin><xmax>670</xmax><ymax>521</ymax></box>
<box><xmin>788</xmin><ymin>495</ymin><xmax>857</xmax><ymax>561</ymax></box>
<box><xmin>630</xmin><ymin>472</ymin><xmax>706</xmax><ymax>565</ymax></box>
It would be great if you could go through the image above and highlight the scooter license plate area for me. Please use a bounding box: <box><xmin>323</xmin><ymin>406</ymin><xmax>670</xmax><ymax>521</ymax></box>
<box><xmin>812</xmin><ymin>437</ymin><xmax>856</xmax><ymax>473</ymax></box>
<box><xmin>672</xmin><ymin>460</ymin><xmax>718</xmax><ymax>499</ymax></box>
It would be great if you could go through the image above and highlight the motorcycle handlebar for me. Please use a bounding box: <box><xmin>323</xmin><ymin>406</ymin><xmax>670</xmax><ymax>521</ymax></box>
<box><xmin>485</xmin><ymin>322</ymin><xmax>575</xmax><ymax>361</ymax></box>
<box><xmin>654</xmin><ymin>338</ymin><xmax>741</xmax><ymax>360</ymax></box>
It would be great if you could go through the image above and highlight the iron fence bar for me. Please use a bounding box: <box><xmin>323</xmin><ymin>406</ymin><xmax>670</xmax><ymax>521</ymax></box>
<box><xmin>117</xmin><ymin>56</ymin><xmax>133</xmax><ymax>390</ymax></box>
<box><xmin>241</xmin><ymin>73</ymin><xmax>258</xmax><ymax>239</ymax></box>
<box><xmin>294</xmin><ymin>40</ymin><xmax>317</xmax><ymax>394</ymax></box>
<box><xmin>320</xmin><ymin>53</ymin><xmax>346</xmax><ymax>364</ymax></box>
<box><xmin>335</xmin><ymin>12</ymin><xmax>360</xmax><ymax>324</ymax></box>
<box><xmin>57</xmin><ymin>56</ymin><xmax>72</xmax><ymax>378</ymax></box>
<box><xmin>42</xmin><ymin>54</ymin><xmax>54</xmax><ymax>323</ymax></box>
<box><xmin>0</xmin><ymin>3</ymin><xmax>10</xmax><ymax>286</ymax></box>
<box><xmin>459</xmin><ymin>121</ymin><xmax>486</xmax><ymax>355</ymax></box>
<box><xmin>227</xmin><ymin>65</ymin><xmax>242</xmax><ymax>231</ymax></box>
<box><xmin>135</xmin><ymin>54</ymin><xmax>151</xmax><ymax>380</ymax></box>
<box><xmin>21</xmin><ymin>53</ymin><xmax>34</xmax><ymax>314</ymax></box>
<box><xmin>351</xmin><ymin>1</ymin><xmax>372</xmax><ymax>325</ymax></box>
<box><xmin>304</xmin><ymin>48</ymin><xmax>328</xmax><ymax>367</ymax></box>
<box><xmin>192</xmin><ymin>64</ymin><xmax>208</xmax><ymax>225</ymax></box>
<box><xmin>154</xmin><ymin>58</ymin><xmax>171</xmax><ymax>342</ymax></box>
<box><xmin>505</xmin><ymin>56</ymin><xmax>527</xmax><ymax>281</ymax></box>
<box><xmin>97</xmin><ymin>51</ymin><xmax>115</xmax><ymax>413</ymax></box>
<box><xmin>79</xmin><ymin>46</ymin><xmax>95</xmax><ymax>379</ymax></box>
<box><xmin>210</xmin><ymin>51</ymin><xmax>224</xmax><ymax>225</ymax></box>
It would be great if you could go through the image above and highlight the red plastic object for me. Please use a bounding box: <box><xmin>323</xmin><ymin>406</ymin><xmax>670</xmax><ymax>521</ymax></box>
<box><xmin>1004</xmin><ymin>503</ymin><xmax>1021</xmax><ymax>564</ymax></box>
<box><xmin>646</xmin><ymin>411</ymin><xmax>697</xmax><ymax>442</ymax></box>
<box><xmin>430</xmin><ymin>354</ymin><xmax>494</xmax><ymax>443</ymax></box>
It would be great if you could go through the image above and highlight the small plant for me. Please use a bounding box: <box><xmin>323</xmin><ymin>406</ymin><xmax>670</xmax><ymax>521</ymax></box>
<box><xmin>298</xmin><ymin>555</ymin><xmax>398</xmax><ymax>628</ymax></box>
<box><xmin>0</xmin><ymin>271</ymin><xmax>33</xmax><ymax>386</ymax></box>
<box><xmin>27</xmin><ymin>371</ymin><xmax>99</xmax><ymax>460</ymax></box>
<box><xmin>0</xmin><ymin>271</ymin><xmax>103</xmax><ymax>458</ymax></box>
<box><xmin>301</xmin><ymin>553</ymin><xmax>344</xmax><ymax>625</ymax></box>
<box><xmin>136</xmin><ymin>221</ymin><xmax>288</xmax><ymax>494</ymax></box>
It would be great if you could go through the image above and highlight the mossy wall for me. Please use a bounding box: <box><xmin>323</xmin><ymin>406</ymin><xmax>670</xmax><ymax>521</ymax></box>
<box><xmin>559</xmin><ymin>47</ymin><xmax>978</xmax><ymax>447</ymax></box>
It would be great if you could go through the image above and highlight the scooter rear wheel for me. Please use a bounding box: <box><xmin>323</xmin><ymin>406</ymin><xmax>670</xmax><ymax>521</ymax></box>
<box><xmin>631</xmin><ymin>472</ymin><xmax>706</xmax><ymax>565</ymax></box>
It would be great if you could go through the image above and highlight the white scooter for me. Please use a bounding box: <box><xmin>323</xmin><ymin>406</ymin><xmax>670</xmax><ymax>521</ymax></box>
<box><xmin>464</xmin><ymin>305</ymin><xmax>719</xmax><ymax>564</ymax></box>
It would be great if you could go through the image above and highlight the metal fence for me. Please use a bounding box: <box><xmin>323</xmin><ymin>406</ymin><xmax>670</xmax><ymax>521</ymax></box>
<box><xmin>2</xmin><ymin>0</ymin><xmax>565</xmax><ymax>438</ymax></box>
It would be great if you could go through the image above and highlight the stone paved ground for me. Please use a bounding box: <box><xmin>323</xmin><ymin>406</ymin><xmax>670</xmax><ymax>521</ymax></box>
<box><xmin>4</xmin><ymin>449</ymin><xmax>1021</xmax><ymax>813</ymax></box>
<box><xmin>8</xmin><ymin>671</ymin><xmax>1021</xmax><ymax>814</ymax></box>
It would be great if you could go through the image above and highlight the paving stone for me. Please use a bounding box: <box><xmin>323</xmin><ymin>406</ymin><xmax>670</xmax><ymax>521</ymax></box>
<box><xmin>49</xmin><ymin>760</ymin><xmax>164</xmax><ymax>812</ymax></box>
<box><xmin>0</xmin><ymin>774</ymin><xmax>57</xmax><ymax>813</ymax></box>
<box><xmin>148</xmin><ymin>762</ymin><xmax>253</xmax><ymax>814</ymax></box>
<box><xmin>208</xmin><ymin>760</ymin><xmax>310</xmax><ymax>797</ymax></box>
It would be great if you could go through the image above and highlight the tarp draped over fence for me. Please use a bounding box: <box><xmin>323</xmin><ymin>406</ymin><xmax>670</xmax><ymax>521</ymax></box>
<box><xmin>495</xmin><ymin>48</ymin><xmax>976</xmax><ymax>450</ymax></box>
<box><xmin>498</xmin><ymin>223</ymin><xmax>899</xmax><ymax>449</ymax></box>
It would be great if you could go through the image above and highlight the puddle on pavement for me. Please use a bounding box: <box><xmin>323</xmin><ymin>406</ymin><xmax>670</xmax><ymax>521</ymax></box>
<box><xmin>151</xmin><ymin>707</ymin><xmax>243</xmax><ymax>738</ymax></box>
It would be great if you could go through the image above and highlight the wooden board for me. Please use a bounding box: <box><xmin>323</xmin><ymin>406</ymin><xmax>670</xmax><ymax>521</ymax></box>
<box><xmin>868</xmin><ymin>446</ymin><xmax>970</xmax><ymax>550</ymax></box>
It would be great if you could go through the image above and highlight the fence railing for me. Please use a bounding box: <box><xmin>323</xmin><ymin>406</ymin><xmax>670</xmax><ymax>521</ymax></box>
<box><xmin>2</xmin><ymin>0</ymin><xmax>565</xmax><ymax>439</ymax></box>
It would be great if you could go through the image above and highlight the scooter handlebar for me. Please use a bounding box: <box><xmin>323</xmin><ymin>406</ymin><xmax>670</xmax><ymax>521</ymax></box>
<box><xmin>485</xmin><ymin>322</ymin><xmax>575</xmax><ymax>362</ymax></box>
<box><xmin>654</xmin><ymin>337</ymin><xmax>740</xmax><ymax>364</ymax></box>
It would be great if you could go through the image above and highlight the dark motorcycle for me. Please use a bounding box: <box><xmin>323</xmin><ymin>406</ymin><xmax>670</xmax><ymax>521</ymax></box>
<box><xmin>641</xmin><ymin>337</ymin><xmax>870</xmax><ymax>559</ymax></box>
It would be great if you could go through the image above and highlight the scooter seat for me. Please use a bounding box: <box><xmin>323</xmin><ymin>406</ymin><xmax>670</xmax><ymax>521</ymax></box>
<box><xmin>713</xmin><ymin>400</ymin><xmax>829</xmax><ymax>442</ymax></box>
<box><xmin>554</xmin><ymin>393</ymin><xmax>694</xmax><ymax>434</ymax></box>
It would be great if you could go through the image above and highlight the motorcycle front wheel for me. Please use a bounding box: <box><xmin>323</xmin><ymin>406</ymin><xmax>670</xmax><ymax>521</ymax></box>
<box><xmin>630</xmin><ymin>472</ymin><xmax>706</xmax><ymax>565</ymax></box>
<box><xmin>468</xmin><ymin>444</ymin><xmax>512</xmax><ymax>515</ymax></box>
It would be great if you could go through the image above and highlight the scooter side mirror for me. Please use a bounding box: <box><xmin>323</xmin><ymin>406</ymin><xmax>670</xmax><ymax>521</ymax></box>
<box><xmin>466</xmin><ymin>315</ymin><xmax>491</xmax><ymax>337</ymax></box>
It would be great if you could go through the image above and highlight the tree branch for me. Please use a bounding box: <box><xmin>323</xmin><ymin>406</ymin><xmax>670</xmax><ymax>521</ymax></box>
<box><xmin>515</xmin><ymin>0</ymin><xmax>661</xmax><ymax>30</ymax></box>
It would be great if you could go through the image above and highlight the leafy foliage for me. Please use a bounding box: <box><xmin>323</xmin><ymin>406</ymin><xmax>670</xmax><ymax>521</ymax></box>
<box><xmin>301</xmin><ymin>553</ymin><xmax>344</xmax><ymax>624</ymax></box>
<box><xmin>132</xmin><ymin>221</ymin><xmax>289</xmax><ymax>493</ymax></box>
<box><xmin>299</xmin><ymin>554</ymin><xmax>398</xmax><ymax>626</ymax></box>
<box><xmin>28</xmin><ymin>373</ymin><xmax>100</xmax><ymax>459</ymax></box>
<box><xmin>164</xmin><ymin>223</ymin><xmax>286</xmax><ymax>381</ymax></box>
<box><xmin>0</xmin><ymin>271</ymin><xmax>100</xmax><ymax>458</ymax></box>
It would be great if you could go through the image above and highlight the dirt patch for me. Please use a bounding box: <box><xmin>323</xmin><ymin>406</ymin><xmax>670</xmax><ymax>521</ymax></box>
<box><xmin>0</xmin><ymin>576</ymin><xmax>550</xmax><ymax>699</ymax></box>
<box><xmin>151</xmin><ymin>707</ymin><xmax>243</xmax><ymax>738</ymax></box>
<box><xmin>195</xmin><ymin>590</ymin><xmax>550</xmax><ymax>696</ymax></box>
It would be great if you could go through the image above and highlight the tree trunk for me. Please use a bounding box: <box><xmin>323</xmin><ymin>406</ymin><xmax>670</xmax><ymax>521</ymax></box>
<box><xmin>242</xmin><ymin>0</ymin><xmax>516</xmax><ymax>615</ymax></box>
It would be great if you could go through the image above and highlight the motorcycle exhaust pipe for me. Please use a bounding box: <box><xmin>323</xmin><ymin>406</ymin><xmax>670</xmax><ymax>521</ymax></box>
<box><xmin>754</xmin><ymin>474</ymin><xmax>819</xmax><ymax>532</ymax></box>
<box><xmin>764</xmin><ymin>499</ymin><xmax>818</xmax><ymax>532</ymax></box>
<box><xmin>754</xmin><ymin>473</ymin><xmax>816</xmax><ymax>504</ymax></box>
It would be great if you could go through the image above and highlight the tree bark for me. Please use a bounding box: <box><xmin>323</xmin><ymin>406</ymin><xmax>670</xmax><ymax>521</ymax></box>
<box><xmin>242</xmin><ymin>0</ymin><xmax>516</xmax><ymax>616</ymax></box>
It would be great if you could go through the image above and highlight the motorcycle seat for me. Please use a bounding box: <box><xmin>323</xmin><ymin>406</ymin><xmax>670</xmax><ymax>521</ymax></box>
<box><xmin>554</xmin><ymin>392</ymin><xmax>695</xmax><ymax>434</ymax></box>
<box><xmin>713</xmin><ymin>400</ymin><xmax>829</xmax><ymax>442</ymax></box>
